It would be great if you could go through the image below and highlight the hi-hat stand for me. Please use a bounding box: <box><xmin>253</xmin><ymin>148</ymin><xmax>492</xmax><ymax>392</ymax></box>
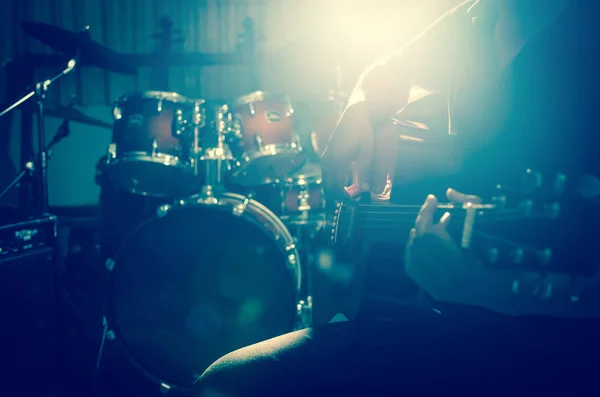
<box><xmin>0</xmin><ymin>58</ymin><xmax>77</xmax><ymax>215</ymax></box>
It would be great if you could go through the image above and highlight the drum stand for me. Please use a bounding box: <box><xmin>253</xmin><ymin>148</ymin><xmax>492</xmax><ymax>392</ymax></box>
<box><xmin>195</xmin><ymin>106</ymin><xmax>234</xmax><ymax>199</ymax></box>
<box><xmin>0</xmin><ymin>58</ymin><xmax>78</xmax><ymax>214</ymax></box>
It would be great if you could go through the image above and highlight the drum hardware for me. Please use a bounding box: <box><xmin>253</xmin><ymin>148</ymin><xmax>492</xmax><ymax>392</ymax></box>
<box><xmin>192</xmin><ymin>104</ymin><xmax>233</xmax><ymax>189</ymax></box>
<box><xmin>278</xmin><ymin>162</ymin><xmax>327</xmax><ymax>227</ymax></box>
<box><xmin>199</xmin><ymin>147</ymin><xmax>234</xmax><ymax>188</ymax></box>
<box><xmin>0</xmin><ymin>57</ymin><xmax>78</xmax><ymax>213</ymax></box>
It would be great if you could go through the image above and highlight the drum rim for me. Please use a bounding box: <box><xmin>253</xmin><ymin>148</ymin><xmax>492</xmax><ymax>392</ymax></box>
<box><xmin>105</xmin><ymin>151</ymin><xmax>184</xmax><ymax>167</ymax></box>
<box><xmin>233</xmin><ymin>90</ymin><xmax>292</xmax><ymax>108</ymax></box>
<box><xmin>102</xmin><ymin>192</ymin><xmax>303</xmax><ymax>389</ymax></box>
<box><xmin>114</xmin><ymin>91</ymin><xmax>205</xmax><ymax>106</ymax></box>
<box><xmin>229</xmin><ymin>143</ymin><xmax>305</xmax><ymax>183</ymax></box>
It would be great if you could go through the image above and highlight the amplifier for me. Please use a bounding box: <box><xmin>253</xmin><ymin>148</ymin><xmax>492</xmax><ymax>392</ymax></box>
<box><xmin>0</xmin><ymin>215</ymin><xmax>67</xmax><ymax>396</ymax></box>
<box><xmin>0</xmin><ymin>215</ymin><xmax>58</xmax><ymax>262</ymax></box>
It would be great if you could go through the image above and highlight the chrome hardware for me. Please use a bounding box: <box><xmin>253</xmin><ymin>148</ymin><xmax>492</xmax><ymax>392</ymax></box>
<box><xmin>107</xmin><ymin>143</ymin><xmax>117</xmax><ymax>160</ymax></box>
<box><xmin>195</xmin><ymin>186</ymin><xmax>218</xmax><ymax>205</ymax></box>
<box><xmin>248</xmin><ymin>102</ymin><xmax>256</xmax><ymax>116</ymax></box>
<box><xmin>157</xmin><ymin>99</ymin><xmax>163</xmax><ymax>113</ymax></box>
<box><xmin>285</xmin><ymin>95</ymin><xmax>294</xmax><ymax>117</ymax></box>
<box><xmin>296</xmin><ymin>180</ymin><xmax>311</xmax><ymax>212</ymax></box>
<box><xmin>159</xmin><ymin>383</ymin><xmax>172</xmax><ymax>393</ymax></box>
<box><xmin>172</xmin><ymin>108</ymin><xmax>186</xmax><ymax>138</ymax></box>
<box><xmin>461</xmin><ymin>202</ymin><xmax>476</xmax><ymax>248</ymax></box>
<box><xmin>254</xmin><ymin>133</ymin><xmax>264</xmax><ymax>149</ymax></box>
<box><xmin>113</xmin><ymin>105</ymin><xmax>122</xmax><ymax>120</ymax></box>
<box><xmin>233</xmin><ymin>197</ymin><xmax>250</xmax><ymax>216</ymax></box>
<box><xmin>151</xmin><ymin>139</ymin><xmax>159</xmax><ymax>156</ymax></box>
<box><xmin>156</xmin><ymin>204</ymin><xmax>171</xmax><ymax>217</ymax></box>
<box><xmin>295</xmin><ymin>296</ymin><xmax>313</xmax><ymax>329</ymax></box>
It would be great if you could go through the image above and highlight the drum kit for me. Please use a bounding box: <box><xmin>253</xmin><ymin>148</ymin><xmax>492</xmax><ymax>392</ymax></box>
<box><xmin>0</xmin><ymin>22</ymin><xmax>347</xmax><ymax>393</ymax></box>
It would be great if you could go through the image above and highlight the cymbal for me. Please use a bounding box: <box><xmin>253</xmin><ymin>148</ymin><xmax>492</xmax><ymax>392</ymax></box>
<box><xmin>45</xmin><ymin>106</ymin><xmax>112</xmax><ymax>129</ymax></box>
<box><xmin>21</xmin><ymin>22</ymin><xmax>137</xmax><ymax>75</ymax></box>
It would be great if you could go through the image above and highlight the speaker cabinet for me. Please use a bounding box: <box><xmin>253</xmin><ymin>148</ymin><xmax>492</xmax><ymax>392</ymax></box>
<box><xmin>0</xmin><ymin>216</ymin><xmax>67</xmax><ymax>396</ymax></box>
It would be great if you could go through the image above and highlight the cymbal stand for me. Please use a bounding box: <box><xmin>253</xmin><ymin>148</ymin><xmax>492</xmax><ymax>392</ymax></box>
<box><xmin>0</xmin><ymin>58</ymin><xmax>77</xmax><ymax>214</ymax></box>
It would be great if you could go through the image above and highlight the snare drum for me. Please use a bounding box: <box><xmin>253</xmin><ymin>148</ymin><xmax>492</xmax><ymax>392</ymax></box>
<box><xmin>227</xmin><ymin>91</ymin><xmax>305</xmax><ymax>185</ymax></box>
<box><xmin>102</xmin><ymin>192</ymin><xmax>310</xmax><ymax>390</ymax></box>
<box><xmin>280</xmin><ymin>162</ymin><xmax>326</xmax><ymax>225</ymax></box>
<box><xmin>104</xmin><ymin>91</ymin><xmax>205</xmax><ymax>197</ymax></box>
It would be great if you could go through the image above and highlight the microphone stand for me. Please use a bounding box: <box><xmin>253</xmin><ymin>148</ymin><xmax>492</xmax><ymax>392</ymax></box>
<box><xmin>0</xmin><ymin>58</ymin><xmax>77</xmax><ymax>215</ymax></box>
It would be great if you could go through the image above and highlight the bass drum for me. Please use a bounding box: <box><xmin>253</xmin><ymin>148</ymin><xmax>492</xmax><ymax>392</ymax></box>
<box><xmin>103</xmin><ymin>192</ymin><xmax>308</xmax><ymax>390</ymax></box>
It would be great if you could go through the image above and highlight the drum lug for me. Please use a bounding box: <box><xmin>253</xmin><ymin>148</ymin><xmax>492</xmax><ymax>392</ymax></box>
<box><xmin>107</xmin><ymin>143</ymin><xmax>116</xmax><ymax>161</ymax></box>
<box><xmin>248</xmin><ymin>102</ymin><xmax>256</xmax><ymax>116</ymax></box>
<box><xmin>172</xmin><ymin>109</ymin><xmax>188</xmax><ymax>138</ymax></box>
<box><xmin>296</xmin><ymin>296</ymin><xmax>313</xmax><ymax>328</ymax></box>
<box><xmin>254</xmin><ymin>133</ymin><xmax>264</xmax><ymax>150</ymax></box>
<box><xmin>291</xmin><ymin>134</ymin><xmax>302</xmax><ymax>150</ymax></box>
<box><xmin>159</xmin><ymin>383</ymin><xmax>172</xmax><ymax>393</ymax></box>
<box><xmin>285</xmin><ymin>95</ymin><xmax>294</xmax><ymax>117</ymax></box>
<box><xmin>156</xmin><ymin>204</ymin><xmax>171</xmax><ymax>217</ymax></box>
<box><xmin>233</xmin><ymin>197</ymin><xmax>250</xmax><ymax>216</ymax></box>
<box><xmin>151</xmin><ymin>139</ymin><xmax>159</xmax><ymax>156</ymax></box>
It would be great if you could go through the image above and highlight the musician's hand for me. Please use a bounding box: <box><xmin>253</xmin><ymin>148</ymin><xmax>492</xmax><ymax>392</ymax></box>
<box><xmin>409</xmin><ymin>189</ymin><xmax>482</xmax><ymax>242</ymax></box>
<box><xmin>405</xmin><ymin>189</ymin><xmax>483</xmax><ymax>302</ymax></box>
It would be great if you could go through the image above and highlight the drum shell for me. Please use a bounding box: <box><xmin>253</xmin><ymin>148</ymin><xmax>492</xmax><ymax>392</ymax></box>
<box><xmin>103</xmin><ymin>193</ymin><xmax>306</xmax><ymax>389</ymax></box>
<box><xmin>105</xmin><ymin>92</ymin><xmax>205</xmax><ymax>197</ymax></box>
<box><xmin>226</xmin><ymin>91</ymin><xmax>305</xmax><ymax>185</ymax></box>
<box><xmin>111</xmin><ymin>91</ymin><xmax>200</xmax><ymax>157</ymax></box>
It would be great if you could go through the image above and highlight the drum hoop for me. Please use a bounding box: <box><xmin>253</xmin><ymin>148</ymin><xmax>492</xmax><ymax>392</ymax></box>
<box><xmin>229</xmin><ymin>146</ymin><xmax>305</xmax><ymax>185</ymax></box>
<box><xmin>103</xmin><ymin>192</ymin><xmax>302</xmax><ymax>389</ymax></box>
<box><xmin>106</xmin><ymin>152</ymin><xmax>184</xmax><ymax>167</ymax></box>
<box><xmin>114</xmin><ymin>91</ymin><xmax>205</xmax><ymax>107</ymax></box>
<box><xmin>284</xmin><ymin>175</ymin><xmax>322</xmax><ymax>185</ymax></box>
<box><xmin>233</xmin><ymin>91</ymin><xmax>291</xmax><ymax>108</ymax></box>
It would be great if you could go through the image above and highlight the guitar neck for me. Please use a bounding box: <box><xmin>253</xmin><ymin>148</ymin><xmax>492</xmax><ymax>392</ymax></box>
<box><xmin>332</xmin><ymin>201</ymin><xmax>545</xmax><ymax>252</ymax></box>
<box><xmin>351</xmin><ymin>203</ymin><xmax>494</xmax><ymax>246</ymax></box>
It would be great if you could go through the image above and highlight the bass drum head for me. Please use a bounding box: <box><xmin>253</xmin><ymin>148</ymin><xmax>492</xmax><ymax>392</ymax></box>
<box><xmin>107</xmin><ymin>200</ymin><xmax>298</xmax><ymax>388</ymax></box>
